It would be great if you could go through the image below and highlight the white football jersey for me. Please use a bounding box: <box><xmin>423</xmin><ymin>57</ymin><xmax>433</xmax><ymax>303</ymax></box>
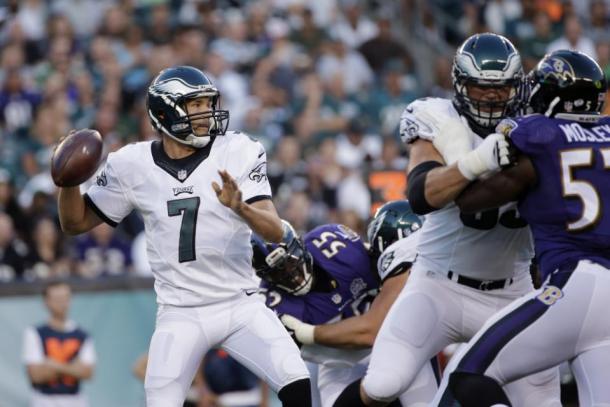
<box><xmin>401</xmin><ymin>98</ymin><xmax>534</xmax><ymax>280</ymax></box>
<box><xmin>85</xmin><ymin>131</ymin><xmax>271</xmax><ymax>306</ymax></box>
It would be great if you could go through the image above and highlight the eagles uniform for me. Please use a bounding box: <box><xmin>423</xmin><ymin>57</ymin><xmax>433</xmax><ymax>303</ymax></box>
<box><xmin>436</xmin><ymin>51</ymin><xmax>610</xmax><ymax>406</ymax></box>
<box><xmin>86</xmin><ymin>132</ymin><xmax>309</xmax><ymax>404</ymax></box>
<box><xmin>262</xmin><ymin>225</ymin><xmax>437</xmax><ymax>407</ymax></box>
<box><xmin>361</xmin><ymin>99</ymin><xmax>559</xmax><ymax>405</ymax></box>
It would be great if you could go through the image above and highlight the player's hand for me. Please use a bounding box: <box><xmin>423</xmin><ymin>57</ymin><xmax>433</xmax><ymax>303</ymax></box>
<box><xmin>280</xmin><ymin>314</ymin><xmax>315</xmax><ymax>346</ymax></box>
<box><xmin>212</xmin><ymin>170</ymin><xmax>244</xmax><ymax>213</ymax></box>
<box><xmin>457</xmin><ymin>133</ymin><xmax>513</xmax><ymax>180</ymax></box>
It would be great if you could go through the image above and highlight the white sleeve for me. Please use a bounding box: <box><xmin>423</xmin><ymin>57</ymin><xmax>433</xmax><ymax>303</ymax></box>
<box><xmin>84</xmin><ymin>155</ymin><xmax>134</xmax><ymax>226</ymax></box>
<box><xmin>22</xmin><ymin>327</ymin><xmax>44</xmax><ymax>364</ymax></box>
<box><xmin>238</xmin><ymin>140</ymin><xmax>272</xmax><ymax>203</ymax></box>
<box><xmin>399</xmin><ymin>98</ymin><xmax>459</xmax><ymax>144</ymax></box>
<box><xmin>78</xmin><ymin>337</ymin><xmax>96</xmax><ymax>365</ymax></box>
<box><xmin>376</xmin><ymin>232</ymin><xmax>420</xmax><ymax>282</ymax></box>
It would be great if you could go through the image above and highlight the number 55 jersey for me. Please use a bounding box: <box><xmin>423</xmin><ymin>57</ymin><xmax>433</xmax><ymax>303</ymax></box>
<box><xmin>84</xmin><ymin>132</ymin><xmax>271</xmax><ymax>306</ymax></box>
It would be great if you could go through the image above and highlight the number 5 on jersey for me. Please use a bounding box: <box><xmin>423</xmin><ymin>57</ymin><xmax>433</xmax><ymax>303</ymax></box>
<box><xmin>167</xmin><ymin>197</ymin><xmax>200</xmax><ymax>262</ymax></box>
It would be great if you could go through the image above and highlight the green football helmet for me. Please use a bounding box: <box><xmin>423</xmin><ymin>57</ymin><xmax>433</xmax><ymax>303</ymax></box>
<box><xmin>452</xmin><ymin>33</ymin><xmax>525</xmax><ymax>135</ymax></box>
<box><xmin>367</xmin><ymin>200</ymin><xmax>423</xmax><ymax>259</ymax></box>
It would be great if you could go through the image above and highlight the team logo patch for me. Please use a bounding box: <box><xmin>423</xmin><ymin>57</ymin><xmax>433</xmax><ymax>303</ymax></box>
<box><xmin>172</xmin><ymin>185</ymin><xmax>194</xmax><ymax>196</ymax></box>
<box><xmin>248</xmin><ymin>162</ymin><xmax>267</xmax><ymax>183</ymax></box>
<box><xmin>331</xmin><ymin>293</ymin><xmax>342</xmax><ymax>304</ymax></box>
<box><xmin>350</xmin><ymin>278</ymin><xmax>367</xmax><ymax>296</ymax></box>
<box><xmin>380</xmin><ymin>251</ymin><xmax>395</xmax><ymax>274</ymax></box>
<box><xmin>538</xmin><ymin>56</ymin><xmax>575</xmax><ymax>87</ymax></box>
<box><xmin>536</xmin><ymin>285</ymin><xmax>563</xmax><ymax>306</ymax></box>
<box><xmin>96</xmin><ymin>171</ymin><xmax>107</xmax><ymax>186</ymax></box>
<box><xmin>337</xmin><ymin>225</ymin><xmax>360</xmax><ymax>241</ymax></box>
<box><xmin>177</xmin><ymin>169</ymin><xmax>188</xmax><ymax>181</ymax></box>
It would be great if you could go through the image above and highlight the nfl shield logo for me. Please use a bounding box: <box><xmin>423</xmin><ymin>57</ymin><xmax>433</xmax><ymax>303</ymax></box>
<box><xmin>177</xmin><ymin>169</ymin><xmax>187</xmax><ymax>181</ymax></box>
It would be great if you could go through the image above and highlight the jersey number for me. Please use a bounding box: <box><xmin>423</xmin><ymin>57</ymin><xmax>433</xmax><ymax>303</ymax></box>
<box><xmin>560</xmin><ymin>148</ymin><xmax>610</xmax><ymax>231</ymax></box>
<box><xmin>167</xmin><ymin>197</ymin><xmax>201</xmax><ymax>262</ymax></box>
<box><xmin>460</xmin><ymin>209</ymin><xmax>527</xmax><ymax>230</ymax></box>
<box><xmin>312</xmin><ymin>232</ymin><xmax>346</xmax><ymax>258</ymax></box>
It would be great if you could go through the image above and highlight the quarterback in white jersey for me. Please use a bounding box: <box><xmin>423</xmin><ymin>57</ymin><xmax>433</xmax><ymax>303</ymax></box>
<box><xmin>334</xmin><ymin>34</ymin><xmax>560</xmax><ymax>407</ymax></box>
<box><xmin>265</xmin><ymin>202</ymin><xmax>438</xmax><ymax>407</ymax></box>
<box><xmin>56</xmin><ymin>66</ymin><xmax>310</xmax><ymax>407</ymax></box>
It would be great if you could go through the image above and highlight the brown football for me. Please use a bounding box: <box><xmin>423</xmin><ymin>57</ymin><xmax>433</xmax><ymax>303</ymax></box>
<box><xmin>51</xmin><ymin>129</ymin><xmax>104</xmax><ymax>187</ymax></box>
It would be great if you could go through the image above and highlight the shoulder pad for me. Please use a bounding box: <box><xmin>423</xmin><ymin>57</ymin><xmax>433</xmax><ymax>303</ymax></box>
<box><xmin>399</xmin><ymin>98</ymin><xmax>460</xmax><ymax>144</ymax></box>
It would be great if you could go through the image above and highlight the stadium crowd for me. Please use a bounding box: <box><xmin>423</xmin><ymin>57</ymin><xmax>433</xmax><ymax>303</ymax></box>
<box><xmin>0</xmin><ymin>0</ymin><xmax>608</xmax><ymax>284</ymax></box>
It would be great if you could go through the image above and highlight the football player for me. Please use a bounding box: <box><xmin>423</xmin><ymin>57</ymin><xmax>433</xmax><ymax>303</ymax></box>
<box><xmin>56</xmin><ymin>66</ymin><xmax>311</xmax><ymax>407</ymax></box>
<box><xmin>433</xmin><ymin>50</ymin><xmax>610</xmax><ymax>406</ymax></box>
<box><xmin>253</xmin><ymin>201</ymin><xmax>439</xmax><ymax>407</ymax></box>
<box><xmin>334</xmin><ymin>33</ymin><xmax>560</xmax><ymax>407</ymax></box>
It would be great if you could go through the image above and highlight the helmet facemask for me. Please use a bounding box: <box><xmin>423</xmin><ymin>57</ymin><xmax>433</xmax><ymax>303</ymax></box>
<box><xmin>454</xmin><ymin>77</ymin><xmax>523</xmax><ymax>132</ymax></box>
<box><xmin>254</xmin><ymin>236</ymin><xmax>314</xmax><ymax>296</ymax></box>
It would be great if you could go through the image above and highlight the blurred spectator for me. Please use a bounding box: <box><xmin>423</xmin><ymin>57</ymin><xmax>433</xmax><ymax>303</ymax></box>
<box><xmin>483</xmin><ymin>0</ymin><xmax>523</xmax><ymax>36</ymax></box>
<box><xmin>267</xmin><ymin>136</ymin><xmax>309</xmax><ymax>198</ymax></box>
<box><xmin>289</xmin><ymin>7</ymin><xmax>328</xmax><ymax>56</ymax></box>
<box><xmin>24</xmin><ymin>216</ymin><xmax>71</xmax><ymax>281</ymax></box>
<box><xmin>317</xmin><ymin>37</ymin><xmax>373</xmax><ymax>95</ymax></box>
<box><xmin>364</xmin><ymin>59</ymin><xmax>418</xmax><ymax>136</ymax></box>
<box><xmin>331</xmin><ymin>0</ymin><xmax>378</xmax><ymax>49</ymax></box>
<box><xmin>0</xmin><ymin>211</ymin><xmax>29</xmax><ymax>281</ymax></box>
<box><xmin>0</xmin><ymin>169</ymin><xmax>30</xmax><ymax>241</ymax></box>
<box><xmin>22</xmin><ymin>281</ymin><xmax>96</xmax><ymax>406</ymax></box>
<box><xmin>51</xmin><ymin>0</ymin><xmax>109</xmax><ymax>38</ymax></box>
<box><xmin>547</xmin><ymin>14</ymin><xmax>597</xmax><ymax>60</ymax></box>
<box><xmin>520</xmin><ymin>11</ymin><xmax>557</xmax><ymax>71</ymax></box>
<box><xmin>73</xmin><ymin>223</ymin><xmax>133</xmax><ymax>278</ymax></box>
<box><xmin>0</xmin><ymin>68</ymin><xmax>41</xmax><ymax>132</ymax></box>
<box><xmin>586</xmin><ymin>0</ymin><xmax>610</xmax><ymax>44</ymax></box>
<box><xmin>358</xmin><ymin>14</ymin><xmax>413</xmax><ymax>75</ymax></box>
<box><xmin>335</xmin><ymin>118</ymin><xmax>381</xmax><ymax>170</ymax></box>
<box><xmin>209</xmin><ymin>9</ymin><xmax>261</xmax><ymax>72</ymax></box>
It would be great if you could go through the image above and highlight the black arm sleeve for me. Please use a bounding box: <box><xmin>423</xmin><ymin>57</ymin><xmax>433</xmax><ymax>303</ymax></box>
<box><xmin>407</xmin><ymin>161</ymin><xmax>443</xmax><ymax>215</ymax></box>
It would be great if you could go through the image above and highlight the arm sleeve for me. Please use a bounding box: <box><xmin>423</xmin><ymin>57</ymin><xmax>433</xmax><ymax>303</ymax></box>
<box><xmin>78</xmin><ymin>337</ymin><xmax>96</xmax><ymax>365</ymax></box>
<box><xmin>84</xmin><ymin>156</ymin><xmax>134</xmax><ymax>226</ymax></box>
<box><xmin>238</xmin><ymin>141</ymin><xmax>272</xmax><ymax>204</ymax></box>
<box><xmin>22</xmin><ymin>327</ymin><xmax>44</xmax><ymax>364</ymax></box>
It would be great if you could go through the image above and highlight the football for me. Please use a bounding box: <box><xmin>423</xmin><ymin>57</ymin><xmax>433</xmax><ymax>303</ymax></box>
<box><xmin>51</xmin><ymin>129</ymin><xmax>104</xmax><ymax>187</ymax></box>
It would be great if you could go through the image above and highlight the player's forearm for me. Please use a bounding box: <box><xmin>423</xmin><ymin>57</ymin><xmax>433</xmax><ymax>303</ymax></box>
<box><xmin>423</xmin><ymin>164</ymin><xmax>472</xmax><ymax>208</ymax></box>
<box><xmin>57</xmin><ymin>187</ymin><xmax>90</xmax><ymax>235</ymax></box>
<box><xmin>236</xmin><ymin>203</ymin><xmax>283</xmax><ymax>243</ymax></box>
<box><xmin>314</xmin><ymin>316</ymin><xmax>376</xmax><ymax>349</ymax></box>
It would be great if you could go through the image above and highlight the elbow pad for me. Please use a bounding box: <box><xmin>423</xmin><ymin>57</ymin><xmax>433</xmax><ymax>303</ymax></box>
<box><xmin>407</xmin><ymin>161</ymin><xmax>443</xmax><ymax>215</ymax></box>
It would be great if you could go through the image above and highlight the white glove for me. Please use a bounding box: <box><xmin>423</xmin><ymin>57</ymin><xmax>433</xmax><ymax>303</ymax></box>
<box><xmin>408</xmin><ymin>109</ymin><xmax>474</xmax><ymax>165</ymax></box>
<box><xmin>280</xmin><ymin>314</ymin><xmax>315</xmax><ymax>345</ymax></box>
<box><xmin>457</xmin><ymin>133</ymin><xmax>512</xmax><ymax>180</ymax></box>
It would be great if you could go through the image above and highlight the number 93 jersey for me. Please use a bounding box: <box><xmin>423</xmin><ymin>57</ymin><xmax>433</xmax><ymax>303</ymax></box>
<box><xmin>84</xmin><ymin>132</ymin><xmax>271</xmax><ymax>306</ymax></box>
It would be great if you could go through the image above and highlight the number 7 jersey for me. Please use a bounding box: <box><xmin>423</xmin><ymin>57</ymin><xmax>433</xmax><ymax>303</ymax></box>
<box><xmin>84</xmin><ymin>132</ymin><xmax>271</xmax><ymax>306</ymax></box>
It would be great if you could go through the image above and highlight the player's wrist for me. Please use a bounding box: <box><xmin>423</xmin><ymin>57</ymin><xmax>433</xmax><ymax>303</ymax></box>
<box><xmin>457</xmin><ymin>151</ymin><xmax>485</xmax><ymax>180</ymax></box>
<box><xmin>295</xmin><ymin>323</ymin><xmax>315</xmax><ymax>345</ymax></box>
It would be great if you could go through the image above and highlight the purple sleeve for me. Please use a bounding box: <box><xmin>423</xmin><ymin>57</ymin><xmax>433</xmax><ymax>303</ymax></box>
<box><xmin>505</xmin><ymin>116</ymin><xmax>558</xmax><ymax>155</ymax></box>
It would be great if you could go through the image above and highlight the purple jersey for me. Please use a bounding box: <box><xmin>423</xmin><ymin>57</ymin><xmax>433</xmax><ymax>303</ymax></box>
<box><xmin>261</xmin><ymin>224</ymin><xmax>378</xmax><ymax>325</ymax></box>
<box><xmin>506</xmin><ymin>114</ymin><xmax>610</xmax><ymax>279</ymax></box>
